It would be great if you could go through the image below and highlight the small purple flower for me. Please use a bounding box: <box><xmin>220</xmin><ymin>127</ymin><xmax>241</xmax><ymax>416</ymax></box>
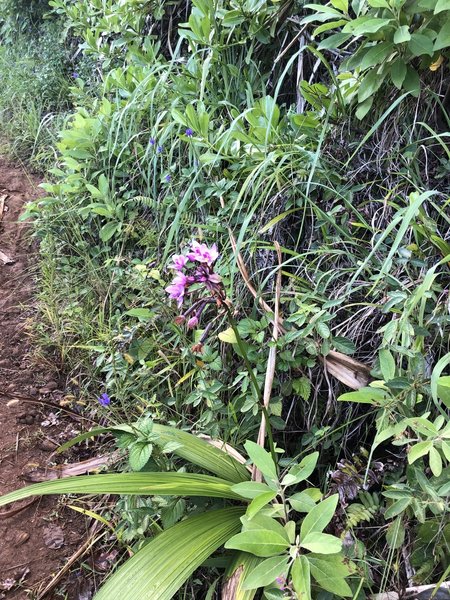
<box><xmin>98</xmin><ymin>393</ymin><xmax>111</xmax><ymax>406</ymax></box>
<box><xmin>275</xmin><ymin>576</ymin><xmax>286</xmax><ymax>591</ymax></box>
<box><xmin>187</xmin><ymin>315</ymin><xmax>198</xmax><ymax>329</ymax></box>
<box><xmin>157</xmin><ymin>145</ymin><xmax>163</xmax><ymax>153</ymax></box>
<box><xmin>165</xmin><ymin>273</ymin><xmax>188</xmax><ymax>307</ymax></box>
<box><xmin>149</xmin><ymin>138</ymin><xmax>156</xmax><ymax>146</ymax></box>
<box><xmin>187</xmin><ymin>240</ymin><xmax>219</xmax><ymax>266</ymax></box>
<box><xmin>71</xmin><ymin>72</ymin><xmax>79</xmax><ymax>79</ymax></box>
<box><xmin>164</xmin><ymin>174</ymin><xmax>171</xmax><ymax>183</ymax></box>
<box><xmin>169</xmin><ymin>254</ymin><xmax>188</xmax><ymax>271</ymax></box>
<box><xmin>185</xmin><ymin>128</ymin><xmax>194</xmax><ymax>137</ymax></box>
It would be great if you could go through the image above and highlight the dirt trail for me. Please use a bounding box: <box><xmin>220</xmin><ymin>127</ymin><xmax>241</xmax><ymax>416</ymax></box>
<box><xmin>0</xmin><ymin>158</ymin><xmax>87</xmax><ymax>599</ymax></box>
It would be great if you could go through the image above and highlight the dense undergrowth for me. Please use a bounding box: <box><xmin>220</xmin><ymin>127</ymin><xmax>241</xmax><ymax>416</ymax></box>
<box><xmin>0</xmin><ymin>0</ymin><xmax>449</xmax><ymax>598</ymax></box>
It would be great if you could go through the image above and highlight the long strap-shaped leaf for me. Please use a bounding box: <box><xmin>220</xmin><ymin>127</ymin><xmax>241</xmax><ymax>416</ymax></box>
<box><xmin>94</xmin><ymin>507</ymin><xmax>245</xmax><ymax>600</ymax></box>
<box><xmin>0</xmin><ymin>472</ymin><xmax>244</xmax><ymax>507</ymax></box>
<box><xmin>57</xmin><ymin>424</ymin><xmax>250</xmax><ymax>484</ymax></box>
<box><xmin>153</xmin><ymin>424</ymin><xmax>250</xmax><ymax>483</ymax></box>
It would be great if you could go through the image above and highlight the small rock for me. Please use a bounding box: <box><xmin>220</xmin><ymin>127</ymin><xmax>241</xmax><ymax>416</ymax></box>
<box><xmin>39</xmin><ymin>439</ymin><xmax>58</xmax><ymax>452</ymax></box>
<box><xmin>29</xmin><ymin>387</ymin><xmax>38</xmax><ymax>396</ymax></box>
<box><xmin>15</xmin><ymin>531</ymin><xmax>30</xmax><ymax>546</ymax></box>
<box><xmin>43</xmin><ymin>524</ymin><xmax>65</xmax><ymax>549</ymax></box>
<box><xmin>24</xmin><ymin>415</ymin><xmax>34</xmax><ymax>425</ymax></box>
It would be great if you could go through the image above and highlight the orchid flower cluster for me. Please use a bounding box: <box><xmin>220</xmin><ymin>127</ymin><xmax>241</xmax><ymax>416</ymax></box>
<box><xmin>165</xmin><ymin>241</ymin><xmax>225</xmax><ymax>347</ymax></box>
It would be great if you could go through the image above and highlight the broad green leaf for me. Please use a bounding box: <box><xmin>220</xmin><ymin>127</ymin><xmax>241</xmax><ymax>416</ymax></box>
<box><xmin>129</xmin><ymin>442</ymin><xmax>152</xmax><ymax>471</ymax></box>
<box><xmin>244</xmin><ymin>441</ymin><xmax>277</xmax><ymax>482</ymax></box>
<box><xmin>300</xmin><ymin>495</ymin><xmax>339</xmax><ymax>538</ymax></box>
<box><xmin>125</xmin><ymin>308</ymin><xmax>154</xmax><ymax>319</ymax></box>
<box><xmin>386</xmin><ymin>517</ymin><xmax>405</xmax><ymax>549</ymax></box>
<box><xmin>384</xmin><ymin>497</ymin><xmax>411</xmax><ymax>519</ymax></box>
<box><xmin>247</xmin><ymin>491</ymin><xmax>277</xmax><ymax>519</ymax></box>
<box><xmin>393</xmin><ymin>25</ymin><xmax>411</xmax><ymax>44</ymax></box>
<box><xmin>0</xmin><ymin>473</ymin><xmax>243</xmax><ymax>507</ymax></box>
<box><xmin>344</xmin><ymin>17</ymin><xmax>392</xmax><ymax>35</ymax></box>
<box><xmin>437</xmin><ymin>375</ymin><xmax>450</xmax><ymax>408</ymax></box>
<box><xmin>100</xmin><ymin>221</ymin><xmax>120</xmax><ymax>242</ymax></box>
<box><xmin>317</xmin><ymin>32</ymin><xmax>352</xmax><ymax>49</ymax></box>
<box><xmin>360</xmin><ymin>42</ymin><xmax>394</xmax><ymax>70</ymax></box>
<box><xmin>356</xmin><ymin>97</ymin><xmax>374</xmax><ymax>120</ymax></box>
<box><xmin>291</xmin><ymin>555</ymin><xmax>311</xmax><ymax>600</ymax></box>
<box><xmin>289</xmin><ymin>490</ymin><xmax>321</xmax><ymax>513</ymax></box>
<box><xmin>429</xmin><ymin>447</ymin><xmax>443</xmax><ymax>477</ymax></box>
<box><xmin>218</xmin><ymin>327</ymin><xmax>238</xmax><ymax>343</ymax></box>
<box><xmin>306</xmin><ymin>554</ymin><xmax>353</xmax><ymax>597</ymax></box>
<box><xmin>408</xmin><ymin>33</ymin><xmax>434</xmax><ymax>56</ymax></box>
<box><xmin>435</xmin><ymin>0</ymin><xmax>450</xmax><ymax>13</ymax></box>
<box><xmin>241</xmin><ymin>514</ymin><xmax>290</xmax><ymax>541</ymax></box>
<box><xmin>232</xmin><ymin>482</ymin><xmax>274</xmax><ymax>499</ymax></box>
<box><xmin>402</xmin><ymin>66</ymin><xmax>420</xmax><ymax>96</ymax></box>
<box><xmin>441</xmin><ymin>441</ymin><xmax>450</xmax><ymax>462</ymax></box>
<box><xmin>379</xmin><ymin>349</ymin><xmax>396</xmax><ymax>381</ymax></box>
<box><xmin>94</xmin><ymin>507</ymin><xmax>244</xmax><ymax>600</ymax></box>
<box><xmin>241</xmin><ymin>556</ymin><xmax>289</xmax><ymax>590</ymax></box>
<box><xmin>408</xmin><ymin>441</ymin><xmax>433</xmax><ymax>464</ymax></box>
<box><xmin>331</xmin><ymin>0</ymin><xmax>348</xmax><ymax>12</ymax></box>
<box><xmin>300</xmin><ymin>532</ymin><xmax>342</xmax><ymax>554</ymax></box>
<box><xmin>338</xmin><ymin>387</ymin><xmax>388</xmax><ymax>404</ymax></box>
<box><xmin>434</xmin><ymin>19</ymin><xmax>450</xmax><ymax>51</ymax></box>
<box><xmin>390</xmin><ymin>58</ymin><xmax>407</xmax><ymax>89</ymax></box>
<box><xmin>281</xmin><ymin>452</ymin><xmax>319</xmax><ymax>487</ymax></box>
<box><xmin>225</xmin><ymin>530</ymin><xmax>290</xmax><ymax>557</ymax></box>
<box><xmin>358</xmin><ymin>69</ymin><xmax>386</xmax><ymax>103</ymax></box>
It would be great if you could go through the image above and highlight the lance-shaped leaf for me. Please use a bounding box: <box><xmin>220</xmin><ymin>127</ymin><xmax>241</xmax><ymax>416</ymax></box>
<box><xmin>94</xmin><ymin>507</ymin><xmax>244</xmax><ymax>600</ymax></box>
<box><xmin>0</xmin><ymin>472</ymin><xmax>244</xmax><ymax>507</ymax></box>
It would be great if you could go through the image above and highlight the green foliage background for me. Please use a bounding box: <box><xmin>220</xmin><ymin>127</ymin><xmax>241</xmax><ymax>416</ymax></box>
<box><xmin>0</xmin><ymin>0</ymin><xmax>449</xmax><ymax>597</ymax></box>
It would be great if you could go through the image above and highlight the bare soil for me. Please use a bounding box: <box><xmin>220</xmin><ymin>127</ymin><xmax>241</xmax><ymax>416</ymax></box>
<box><xmin>0</xmin><ymin>158</ymin><xmax>90</xmax><ymax>599</ymax></box>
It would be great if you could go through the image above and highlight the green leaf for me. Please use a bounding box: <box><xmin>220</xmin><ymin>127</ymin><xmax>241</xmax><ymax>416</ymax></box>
<box><xmin>357</xmin><ymin>69</ymin><xmax>385</xmax><ymax>103</ymax></box>
<box><xmin>94</xmin><ymin>507</ymin><xmax>244</xmax><ymax>600</ymax></box>
<box><xmin>241</xmin><ymin>515</ymin><xmax>290</xmax><ymax>541</ymax></box>
<box><xmin>384</xmin><ymin>497</ymin><xmax>411</xmax><ymax>519</ymax></box>
<box><xmin>435</xmin><ymin>0</ymin><xmax>450</xmax><ymax>13</ymax></box>
<box><xmin>356</xmin><ymin>97</ymin><xmax>374</xmax><ymax>120</ymax></box>
<box><xmin>247</xmin><ymin>491</ymin><xmax>277</xmax><ymax>519</ymax></box>
<box><xmin>379</xmin><ymin>348</ymin><xmax>396</xmax><ymax>381</ymax></box>
<box><xmin>429</xmin><ymin>446</ymin><xmax>443</xmax><ymax>477</ymax></box>
<box><xmin>338</xmin><ymin>387</ymin><xmax>388</xmax><ymax>404</ymax></box>
<box><xmin>344</xmin><ymin>17</ymin><xmax>392</xmax><ymax>35</ymax></box>
<box><xmin>431</xmin><ymin>352</ymin><xmax>450</xmax><ymax>402</ymax></box>
<box><xmin>317</xmin><ymin>32</ymin><xmax>352</xmax><ymax>49</ymax></box>
<box><xmin>332</xmin><ymin>336</ymin><xmax>356</xmax><ymax>355</ymax></box>
<box><xmin>441</xmin><ymin>441</ymin><xmax>450</xmax><ymax>462</ymax></box>
<box><xmin>402</xmin><ymin>66</ymin><xmax>420</xmax><ymax>96</ymax></box>
<box><xmin>129</xmin><ymin>442</ymin><xmax>152</xmax><ymax>471</ymax></box>
<box><xmin>125</xmin><ymin>308</ymin><xmax>154</xmax><ymax>319</ymax></box>
<box><xmin>225</xmin><ymin>530</ymin><xmax>290</xmax><ymax>558</ymax></box>
<box><xmin>331</xmin><ymin>0</ymin><xmax>348</xmax><ymax>11</ymax></box>
<box><xmin>434</xmin><ymin>19</ymin><xmax>450</xmax><ymax>51</ymax></box>
<box><xmin>393</xmin><ymin>25</ymin><xmax>411</xmax><ymax>44</ymax></box>
<box><xmin>224</xmin><ymin>553</ymin><xmax>261</xmax><ymax>600</ymax></box>
<box><xmin>241</xmin><ymin>556</ymin><xmax>289</xmax><ymax>590</ymax></box>
<box><xmin>100</xmin><ymin>221</ymin><xmax>120</xmax><ymax>242</ymax></box>
<box><xmin>300</xmin><ymin>495</ymin><xmax>339</xmax><ymax>538</ymax></box>
<box><xmin>390</xmin><ymin>58</ymin><xmax>407</xmax><ymax>89</ymax></box>
<box><xmin>360</xmin><ymin>42</ymin><xmax>394</xmax><ymax>70</ymax></box>
<box><xmin>244</xmin><ymin>441</ymin><xmax>277</xmax><ymax>482</ymax></box>
<box><xmin>152</xmin><ymin>424</ymin><xmax>250</xmax><ymax>483</ymax></box>
<box><xmin>218</xmin><ymin>327</ymin><xmax>238</xmax><ymax>343</ymax></box>
<box><xmin>292</xmin><ymin>377</ymin><xmax>311</xmax><ymax>401</ymax></box>
<box><xmin>300</xmin><ymin>532</ymin><xmax>342</xmax><ymax>554</ymax></box>
<box><xmin>289</xmin><ymin>490</ymin><xmax>321</xmax><ymax>513</ymax></box>
<box><xmin>306</xmin><ymin>554</ymin><xmax>353</xmax><ymax>597</ymax></box>
<box><xmin>386</xmin><ymin>517</ymin><xmax>405</xmax><ymax>549</ymax></box>
<box><xmin>316</xmin><ymin>321</ymin><xmax>331</xmax><ymax>339</ymax></box>
<box><xmin>291</xmin><ymin>556</ymin><xmax>311</xmax><ymax>600</ymax></box>
<box><xmin>408</xmin><ymin>33</ymin><xmax>434</xmax><ymax>56</ymax></box>
<box><xmin>232</xmin><ymin>482</ymin><xmax>274</xmax><ymax>499</ymax></box>
<box><xmin>0</xmin><ymin>473</ymin><xmax>244</xmax><ymax>508</ymax></box>
<box><xmin>437</xmin><ymin>376</ymin><xmax>450</xmax><ymax>408</ymax></box>
<box><xmin>281</xmin><ymin>452</ymin><xmax>319</xmax><ymax>486</ymax></box>
<box><xmin>408</xmin><ymin>441</ymin><xmax>433</xmax><ymax>464</ymax></box>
